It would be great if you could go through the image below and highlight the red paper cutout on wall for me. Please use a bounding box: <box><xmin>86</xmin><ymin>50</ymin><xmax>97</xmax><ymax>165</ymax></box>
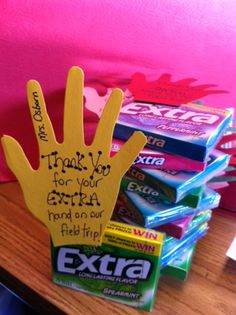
<box><xmin>217</xmin><ymin>133</ymin><xmax>236</xmax><ymax>166</ymax></box>
<box><xmin>127</xmin><ymin>73</ymin><xmax>228</xmax><ymax>105</ymax></box>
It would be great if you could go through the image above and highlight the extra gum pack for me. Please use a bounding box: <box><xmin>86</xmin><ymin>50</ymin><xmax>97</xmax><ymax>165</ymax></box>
<box><xmin>111</xmin><ymin>139</ymin><xmax>206</xmax><ymax>172</ymax></box>
<box><xmin>128</xmin><ymin>150</ymin><xmax>229</xmax><ymax>203</ymax></box>
<box><xmin>161</xmin><ymin>222</ymin><xmax>208</xmax><ymax>268</ymax></box>
<box><xmin>163</xmin><ymin>210</ymin><xmax>212</xmax><ymax>247</ymax></box>
<box><xmin>161</xmin><ymin>244</ymin><xmax>196</xmax><ymax>281</ymax></box>
<box><xmin>155</xmin><ymin>216</ymin><xmax>193</xmax><ymax>239</ymax></box>
<box><xmin>118</xmin><ymin>180</ymin><xmax>219</xmax><ymax>228</ymax></box>
<box><xmin>114</xmin><ymin>102</ymin><xmax>232</xmax><ymax>161</ymax></box>
<box><xmin>51</xmin><ymin>221</ymin><xmax>164</xmax><ymax>311</ymax></box>
<box><xmin>121</xmin><ymin>175</ymin><xmax>204</xmax><ymax>208</ymax></box>
<box><xmin>115</xmin><ymin>199</ymin><xmax>193</xmax><ymax>239</ymax></box>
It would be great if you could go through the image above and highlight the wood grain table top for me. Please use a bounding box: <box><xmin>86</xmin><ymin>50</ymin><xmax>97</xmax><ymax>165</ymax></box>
<box><xmin>0</xmin><ymin>182</ymin><xmax>236</xmax><ymax>315</ymax></box>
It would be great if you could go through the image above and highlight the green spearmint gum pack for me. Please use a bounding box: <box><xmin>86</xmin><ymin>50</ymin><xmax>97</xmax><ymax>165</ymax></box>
<box><xmin>51</xmin><ymin>221</ymin><xmax>164</xmax><ymax>311</ymax></box>
<box><xmin>161</xmin><ymin>244</ymin><xmax>196</xmax><ymax>281</ymax></box>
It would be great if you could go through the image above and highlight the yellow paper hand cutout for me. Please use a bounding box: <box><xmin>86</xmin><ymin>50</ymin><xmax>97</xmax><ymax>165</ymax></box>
<box><xmin>1</xmin><ymin>67</ymin><xmax>146</xmax><ymax>246</ymax></box>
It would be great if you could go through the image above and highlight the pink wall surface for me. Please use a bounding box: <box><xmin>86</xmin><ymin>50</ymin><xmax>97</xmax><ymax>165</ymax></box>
<box><xmin>1</xmin><ymin>1</ymin><xmax>236</xmax><ymax>181</ymax></box>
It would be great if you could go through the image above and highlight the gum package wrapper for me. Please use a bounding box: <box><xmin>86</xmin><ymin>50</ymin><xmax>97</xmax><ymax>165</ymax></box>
<box><xmin>113</xmin><ymin>198</ymin><xmax>193</xmax><ymax>239</ymax></box>
<box><xmin>128</xmin><ymin>150</ymin><xmax>229</xmax><ymax>203</ymax></box>
<box><xmin>161</xmin><ymin>223</ymin><xmax>208</xmax><ymax>269</ymax></box>
<box><xmin>161</xmin><ymin>244</ymin><xmax>196</xmax><ymax>281</ymax></box>
<box><xmin>114</xmin><ymin>102</ymin><xmax>232</xmax><ymax>161</ymax></box>
<box><xmin>122</xmin><ymin>175</ymin><xmax>204</xmax><ymax>208</ymax></box>
<box><xmin>118</xmin><ymin>184</ymin><xmax>219</xmax><ymax>228</ymax></box>
<box><xmin>51</xmin><ymin>221</ymin><xmax>163</xmax><ymax>312</ymax></box>
<box><xmin>164</xmin><ymin>210</ymin><xmax>212</xmax><ymax>248</ymax></box>
<box><xmin>155</xmin><ymin>216</ymin><xmax>193</xmax><ymax>239</ymax></box>
<box><xmin>111</xmin><ymin>139</ymin><xmax>206</xmax><ymax>171</ymax></box>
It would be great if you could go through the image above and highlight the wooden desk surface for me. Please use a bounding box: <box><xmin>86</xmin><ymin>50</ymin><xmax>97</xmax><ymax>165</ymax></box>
<box><xmin>0</xmin><ymin>182</ymin><xmax>236</xmax><ymax>315</ymax></box>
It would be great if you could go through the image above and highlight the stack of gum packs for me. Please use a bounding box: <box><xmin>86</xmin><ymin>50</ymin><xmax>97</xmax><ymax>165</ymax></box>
<box><xmin>111</xmin><ymin>101</ymin><xmax>231</xmax><ymax>302</ymax></box>
<box><xmin>53</xmin><ymin>101</ymin><xmax>231</xmax><ymax>312</ymax></box>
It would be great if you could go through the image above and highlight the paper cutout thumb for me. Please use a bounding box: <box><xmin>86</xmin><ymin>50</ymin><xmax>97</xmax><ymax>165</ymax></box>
<box><xmin>1</xmin><ymin>66</ymin><xmax>147</xmax><ymax>246</ymax></box>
